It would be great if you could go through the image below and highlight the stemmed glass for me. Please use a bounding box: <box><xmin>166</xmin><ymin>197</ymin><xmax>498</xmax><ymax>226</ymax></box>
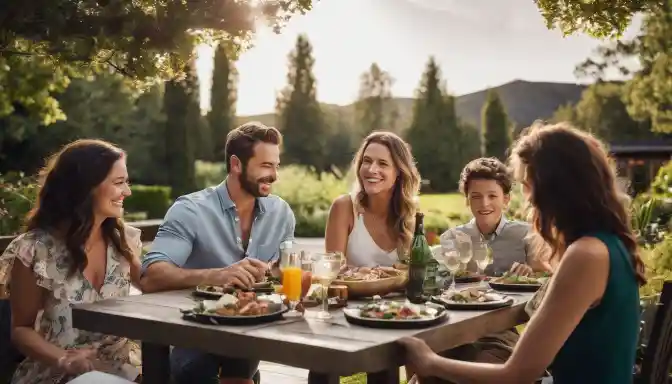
<box><xmin>454</xmin><ymin>229</ymin><xmax>473</xmax><ymax>268</ymax></box>
<box><xmin>280</xmin><ymin>251</ymin><xmax>303</xmax><ymax>317</ymax></box>
<box><xmin>438</xmin><ymin>236</ymin><xmax>461</xmax><ymax>293</ymax></box>
<box><xmin>311</xmin><ymin>252</ymin><xmax>344</xmax><ymax>320</ymax></box>
<box><xmin>472</xmin><ymin>240</ymin><xmax>493</xmax><ymax>276</ymax></box>
<box><xmin>439</xmin><ymin>230</ymin><xmax>474</xmax><ymax>292</ymax></box>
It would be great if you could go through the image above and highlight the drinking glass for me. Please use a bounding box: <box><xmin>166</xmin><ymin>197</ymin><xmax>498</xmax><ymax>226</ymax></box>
<box><xmin>438</xmin><ymin>236</ymin><xmax>461</xmax><ymax>293</ymax></box>
<box><xmin>311</xmin><ymin>252</ymin><xmax>344</xmax><ymax>320</ymax></box>
<box><xmin>453</xmin><ymin>229</ymin><xmax>473</xmax><ymax>265</ymax></box>
<box><xmin>472</xmin><ymin>241</ymin><xmax>493</xmax><ymax>275</ymax></box>
<box><xmin>280</xmin><ymin>251</ymin><xmax>303</xmax><ymax>317</ymax></box>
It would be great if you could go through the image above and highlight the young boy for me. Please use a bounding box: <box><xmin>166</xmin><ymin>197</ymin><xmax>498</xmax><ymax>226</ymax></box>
<box><xmin>446</xmin><ymin>157</ymin><xmax>550</xmax><ymax>276</ymax></box>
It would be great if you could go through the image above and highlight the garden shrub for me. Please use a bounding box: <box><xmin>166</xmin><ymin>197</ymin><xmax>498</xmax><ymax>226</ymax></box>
<box><xmin>195</xmin><ymin>160</ymin><xmax>227</xmax><ymax>189</ymax></box>
<box><xmin>0</xmin><ymin>173</ymin><xmax>38</xmax><ymax>236</ymax></box>
<box><xmin>124</xmin><ymin>185</ymin><xmax>172</xmax><ymax>219</ymax></box>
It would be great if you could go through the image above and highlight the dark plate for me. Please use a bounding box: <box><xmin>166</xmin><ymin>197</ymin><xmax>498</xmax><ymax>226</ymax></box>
<box><xmin>180</xmin><ymin>304</ymin><xmax>288</xmax><ymax>325</ymax></box>
<box><xmin>488</xmin><ymin>281</ymin><xmax>541</xmax><ymax>292</ymax></box>
<box><xmin>343</xmin><ymin>303</ymin><xmax>448</xmax><ymax>329</ymax></box>
<box><xmin>430</xmin><ymin>295</ymin><xmax>514</xmax><ymax>310</ymax></box>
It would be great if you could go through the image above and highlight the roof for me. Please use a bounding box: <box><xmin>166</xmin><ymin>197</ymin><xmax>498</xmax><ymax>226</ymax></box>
<box><xmin>609</xmin><ymin>139</ymin><xmax>672</xmax><ymax>155</ymax></box>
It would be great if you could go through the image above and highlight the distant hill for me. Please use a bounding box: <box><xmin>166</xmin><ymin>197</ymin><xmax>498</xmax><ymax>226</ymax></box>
<box><xmin>236</xmin><ymin>80</ymin><xmax>587</xmax><ymax>133</ymax></box>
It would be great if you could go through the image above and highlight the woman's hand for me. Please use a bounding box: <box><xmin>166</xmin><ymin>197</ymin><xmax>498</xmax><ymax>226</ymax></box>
<box><xmin>398</xmin><ymin>337</ymin><xmax>438</xmax><ymax>378</ymax></box>
<box><xmin>57</xmin><ymin>347</ymin><xmax>97</xmax><ymax>375</ymax></box>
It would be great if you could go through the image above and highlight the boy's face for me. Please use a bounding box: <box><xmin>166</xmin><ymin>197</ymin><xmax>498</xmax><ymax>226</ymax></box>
<box><xmin>466</xmin><ymin>179</ymin><xmax>510</xmax><ymax>230</ymax></box>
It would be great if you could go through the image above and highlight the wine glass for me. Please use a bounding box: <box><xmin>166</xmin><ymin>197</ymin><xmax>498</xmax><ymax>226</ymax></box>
<box><xmin>311</xmin><ymin>252</ymin><xmax>344</xmax><ymax>320</ymax></box>
<box><xmin>438</xmin><ymin>234</ymin><xmax>461</xmax><ymax>293</ymax></box>
<box><xmin>280</xmin><ymin>251</ymin><xmax>303</xmax><ymax>317</ymax></box>
<box><xmin>454</xmin><ymin>229</ymin><xmax>473</xmax><ymax>265</ymax></box>
<box><xmin>472</xmin><ymin>241</ymin><xmax>493</xmax><ymax>276</ymax></box>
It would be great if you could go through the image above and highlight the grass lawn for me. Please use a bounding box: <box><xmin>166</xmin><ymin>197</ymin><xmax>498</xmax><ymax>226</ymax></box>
<box><xmin>418</xmin><ymin>193</ymin><xmax>469</xmax><ymax>216</ymax></box>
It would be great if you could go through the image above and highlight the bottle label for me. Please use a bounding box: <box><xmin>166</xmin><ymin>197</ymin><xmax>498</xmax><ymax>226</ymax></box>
<box><xmin>424</xmin><ymin>261</ymin><xmax>439</xmax><ymax>295</ymax></box>
<box><xmin>407</xmin><ymin>264</ymin><xmax>426</xmax><ymax>296</ymax></box>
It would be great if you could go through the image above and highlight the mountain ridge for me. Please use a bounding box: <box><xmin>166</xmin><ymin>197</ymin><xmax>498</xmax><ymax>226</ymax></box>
<box><xmin>236</xmin><ymin>79</ymin><xmax>587</xmax><ymax>133</ymax></box>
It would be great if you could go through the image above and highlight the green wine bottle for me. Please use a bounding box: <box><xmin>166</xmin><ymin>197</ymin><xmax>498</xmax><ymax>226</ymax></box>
<box><xmin>406</xmin><ymin>212</ymin><xmax>433</xmax><ymax>303</ymax></box>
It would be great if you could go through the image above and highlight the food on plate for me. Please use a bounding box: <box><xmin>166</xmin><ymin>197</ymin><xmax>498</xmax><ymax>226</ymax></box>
<box><xmin>358</xmin><ymin>300</ymin><xmax>439</xmax><ymax>320</ymax></box>
<box><xmin>455</xmin><ymin>270</ymin><xmax>481</xmax><ymax>278</ymax></box>
<box><xmin>441</xmin><ymin>288</ymin><xmax>505</xmax><ymax>303</ymax></box>
<box><xmin>192</xmin><ymin>291</ymin><xmax>283</xmax><ymax>317</ymax></box>
<box><xmin>196</xmin><ymin>280</ymin><xmax>272</xmax><ymax>295</ymax></box>
<box><xmin>303</xmin><ymin>284</ymin><xmax>348</xmax><ymax>307</ymax></box>
<box><xmin>338</xmin><ymin>266</ymin><xmax>402</xmax><ymax>281</ymax></box>
<box><xmin>197</xmin><ymin>284</ymin><xmax>227</xmax><ymax>294</ymax></box>
<box><xmin>491</xmin><ymin>272</ymin><xmax>549</xmax><ymax>285</ymax></box>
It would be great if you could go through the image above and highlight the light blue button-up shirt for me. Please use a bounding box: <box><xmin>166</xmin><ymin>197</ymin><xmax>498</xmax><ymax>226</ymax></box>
<box><xmin>141</xmin><ymin>181</ymin><xmax>295</xmax><ymax>273</ymax></box>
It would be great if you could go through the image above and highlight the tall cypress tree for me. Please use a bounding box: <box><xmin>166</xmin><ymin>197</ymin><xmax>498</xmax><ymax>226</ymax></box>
<box><xmin>276</xmin><ymin>34</ymin><xmax>327</xmax><ymax>171</ymax></box>
<box><xmin>208</xmin><ymin>43</ymin><xmax>238</xmax><ymax>160</ymax></box>
<box><xmin>355</xmin><ymin>62</ymin><xmax>398</xmax><ymax>137</ymax></box>
<box><xmin>481</xmin><ymin>90</ymin><xmax>511</xmax><ymax>160</ymax></box>
<box><xmin>405</xmin><ymin>57</ymin><xmax>461</xmax><ymax>192</ymax></box>
<box><xmin>164</xmin><ymin>62</ymin><xmax>197</xmax><ymax>197</ymax></box>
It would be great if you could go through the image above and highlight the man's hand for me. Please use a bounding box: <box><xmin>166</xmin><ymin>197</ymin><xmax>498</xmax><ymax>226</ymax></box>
<box><xmin>509</xmin><ymin>262</ymin><xmax>534</xmax><ymax>276</ymax></box>
<box><xmin>206</xmin><ymin>258</ymin><xmax>269</xmax><ymax>289</ymax></box>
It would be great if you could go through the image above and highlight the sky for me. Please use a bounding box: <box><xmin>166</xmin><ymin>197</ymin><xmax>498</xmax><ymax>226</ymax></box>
<box><xmin>196</xmin><ymin>0</ymin><xmax>642</xmax><ymax>116</ymax></box>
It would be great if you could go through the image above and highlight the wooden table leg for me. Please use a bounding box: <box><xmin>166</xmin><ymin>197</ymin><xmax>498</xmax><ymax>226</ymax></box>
<box><xmin>141</xmin><ymin>342</ymin><xmax>170</xmax><ymax>384</ymax></box>
<box><xmin>308</xmin><ymin>371</ymin><xmax>340</xmax><ymax>384</ymax></box>
<box><xmin>368</xmin><ymin>368</ymin><xmax>400</xmax><ymax>384</ymax></box>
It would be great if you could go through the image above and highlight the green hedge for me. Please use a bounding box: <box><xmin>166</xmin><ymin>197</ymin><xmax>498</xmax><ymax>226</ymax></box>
<box><xmin>124</xmin><ymin>185</ymin><xmax>172</xmax><ymax>219</ymax></box>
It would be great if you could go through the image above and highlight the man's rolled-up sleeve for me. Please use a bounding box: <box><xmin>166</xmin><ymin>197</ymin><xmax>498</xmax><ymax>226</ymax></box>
<box><xmin>141</xmin><ymin>198</ymin><xmax>199</xmax><ymax>275</ymax></box>
<box><xmin>283</xmin><ymin>205</ymin><xmax>296</xmax><ymax>243</ymax></box>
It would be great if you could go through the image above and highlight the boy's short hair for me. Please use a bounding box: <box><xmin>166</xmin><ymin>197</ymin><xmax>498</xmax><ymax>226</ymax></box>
<box><xmin>459</xmin><ymin>157</ymin><xmax>513</xmax><ymax>195</ymax></box>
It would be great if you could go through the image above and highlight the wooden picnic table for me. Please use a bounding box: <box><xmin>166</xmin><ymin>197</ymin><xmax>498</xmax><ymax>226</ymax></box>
<box><xmin>71</xmin><ymin>289</ymin><xmax>533</xmax><ymax>384</ymax></box>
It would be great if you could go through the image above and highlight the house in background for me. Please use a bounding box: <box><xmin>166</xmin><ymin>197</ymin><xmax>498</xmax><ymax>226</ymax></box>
<box><xmin>610</xmin><ymin>139</ymin><xmax>672</xmax><ymax>195</ymax></box>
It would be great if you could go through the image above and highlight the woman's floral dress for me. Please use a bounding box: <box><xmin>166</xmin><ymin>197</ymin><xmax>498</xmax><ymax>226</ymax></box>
<box><xmin>0</xmin><ymin>225</ymin><xmax>143</xmax><ymax>384</ymax></box>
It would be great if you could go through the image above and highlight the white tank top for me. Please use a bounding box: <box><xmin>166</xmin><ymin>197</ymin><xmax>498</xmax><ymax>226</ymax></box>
<box><xmin>346</xmin><ymin>196</ymin><xmax>399</xmax><ymax>267</ymax></box>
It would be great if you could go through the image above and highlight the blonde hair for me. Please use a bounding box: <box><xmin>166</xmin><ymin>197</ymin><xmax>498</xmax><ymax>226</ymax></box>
<box><xmin>351</xmin><ymin>131</ymin><xmax>421</xmax><ymax>254</ymax></box>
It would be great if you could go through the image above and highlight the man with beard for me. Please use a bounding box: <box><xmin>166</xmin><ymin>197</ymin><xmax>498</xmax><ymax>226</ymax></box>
<box><xmin>139</xmin><ymin>121</ymin><xmax>296</xmax><ymax>384</ymax></box>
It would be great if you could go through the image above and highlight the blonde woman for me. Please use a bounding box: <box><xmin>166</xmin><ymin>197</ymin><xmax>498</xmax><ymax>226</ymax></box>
<box><xmin>325</xmin><ymin>131</ymin><xmax>421</xmax><ymax>267</ymax></box>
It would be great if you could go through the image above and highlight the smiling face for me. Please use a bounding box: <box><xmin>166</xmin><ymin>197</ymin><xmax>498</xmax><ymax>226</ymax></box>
<box><xmin>467</xmin><ymin>178</ymin><xmax>510</xmax><ymax>231</ymax></box>
<box><xmin>92</xmin><ymin>157</ymin><xmax>131</xmax><ymax>219</ymax></box>
<box><xmin>358</xmin><ymin>142</ymin><xmax>398</xmax><ymax>196</ymax></box>
<box><xmin>234</xmin><ymin>142</ymin><xmax>280</xmax><ymax>197</ymax></box>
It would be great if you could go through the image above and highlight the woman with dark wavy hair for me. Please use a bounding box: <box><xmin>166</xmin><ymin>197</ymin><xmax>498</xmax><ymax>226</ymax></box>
<box><xmin>0</xmin><ymin>139</ymin><xmax>143</xmax><ymax>383</ymax></box>
<box><xmin>399</xmin><ymin>122</ymin><xmax>645</xmax><ymax>384</ymax></box>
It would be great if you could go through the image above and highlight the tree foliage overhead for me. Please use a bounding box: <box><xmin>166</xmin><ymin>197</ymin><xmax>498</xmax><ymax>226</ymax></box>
<box><xmin>572</xmin><ymin>1</ymin><xmax>672</xmax><ymax>132</ymax></box>
<box><xmin>355</xmin><ymin>62</ymin><xmax>398</xmax><ymax>137</ymax></box>
<box><xmin>0</xmin><ymin>0</ymin><xmax>314</xmax><ymax>126</ymax></box>
<box><xmin>0</xmin><ymin>0</ymin><xmax>315</xmax><ymax>78</ymax></box>
<box><xmin>535</xmin><ymin>0</ymin><xmax>664</xmax><ymax>38</ymax></box>
<box><xmin>276</xmin><ymin>34</ymin><xmax>327</xmax><ymax>171</ymax></box>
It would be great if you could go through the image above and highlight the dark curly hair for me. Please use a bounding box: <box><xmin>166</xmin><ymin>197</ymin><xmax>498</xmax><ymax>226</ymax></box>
<box><xmin>459</xmin><ymin>157</ymin><xmax>513</xmax><ymax>195</ymax></box>
<box><xmin>24</xmin><ymin>139</ymin><xmax>134</xmax><ymax>277</ymax></box>
<box><xmin>509</xmin><ymin>121</ymin><xmax>646</xmax><ymax>286</ymax></box>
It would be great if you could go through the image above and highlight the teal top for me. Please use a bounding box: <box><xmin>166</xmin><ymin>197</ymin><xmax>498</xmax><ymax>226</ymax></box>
<box><xmin>551</xmin><ymin>231</ymin><xmax>640</xmax><ymax>384</ymax></box>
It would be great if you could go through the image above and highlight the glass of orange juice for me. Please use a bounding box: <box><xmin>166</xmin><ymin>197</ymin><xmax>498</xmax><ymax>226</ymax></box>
<box><xmin>280</xmin><ymin>251</ymin><xmax>303</xmax><ymax>316</ymax></box>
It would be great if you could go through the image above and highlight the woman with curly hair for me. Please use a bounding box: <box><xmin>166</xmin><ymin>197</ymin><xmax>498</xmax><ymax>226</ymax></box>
<box><xmin>0</xmin><ymin>139</ymin><xmax>143</xmax><ymax>383</ymax></box>
<box><xmin>325</xmin><ymin>131</ymin><xmax>421</xmax><ymax>267</ymax></box>
<box><xmin>400</xmin><ymin>122</ymin><xmax>645</xmax><ymax>384</ymax></box>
